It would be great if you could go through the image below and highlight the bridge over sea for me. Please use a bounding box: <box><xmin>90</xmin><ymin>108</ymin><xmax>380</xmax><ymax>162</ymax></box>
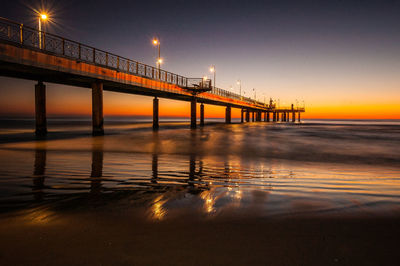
<box><xmin>0</xmin><ymin>17</ymin><xmax>305</xmax><ymax>135</ymax></box>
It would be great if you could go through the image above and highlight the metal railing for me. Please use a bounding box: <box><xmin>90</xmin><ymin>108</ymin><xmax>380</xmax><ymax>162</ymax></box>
<box><xmin>0</xmin><ymin>17</ymin><xmax>187</xmax><ymax>87</ymax></box>
<box><xmin>0</xmin><ymin>16</ymin><xmax>279</xmax><ymax>109</ymax></box>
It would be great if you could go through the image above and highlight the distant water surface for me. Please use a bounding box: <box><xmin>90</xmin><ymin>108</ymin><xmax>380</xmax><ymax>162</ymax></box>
<box><xmin>0</xmin><ymin>118</ymin><xmax>399</xmax><ymax>220</ymax></box>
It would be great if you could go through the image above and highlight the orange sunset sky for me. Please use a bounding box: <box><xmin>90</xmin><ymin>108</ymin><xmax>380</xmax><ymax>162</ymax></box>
<box><xmin>0</xmin><ymin>76</ymin><xmax>399</xmax><ymax>120</ymax></box>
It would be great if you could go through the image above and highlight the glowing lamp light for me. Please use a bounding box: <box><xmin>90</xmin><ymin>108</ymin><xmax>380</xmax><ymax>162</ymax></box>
<box><xmin>157</xmin><ymin>58</ymin><xmax>163</xmax><ymax>64</ymax></box>
<box><xmin>40</xmin><ymin>14</ymin><xmax>48</xmax><ymax>20</ymax></box>
<box><xmin>209</xmin><ymin>66</ymin><xmax>215</xmax><ymax>72</ymax></box>
<box><xmin>203</xmin><ymin>76</ymin><xmax>208</xmax><ymax>81</ymax></box>
<box><xmin>152</xmin><ymin>39</ymin><xmax>159</xmax><ymax>45</ymax></box>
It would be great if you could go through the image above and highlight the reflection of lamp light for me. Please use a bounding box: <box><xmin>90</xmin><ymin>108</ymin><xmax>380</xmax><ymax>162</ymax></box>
<box><xmin>150</xmin><ymin>195</ymin><xmax>167</xmax><ymax>220</ymax></box>
<box><xmin>200</xmin><ymin>191</ymin><xmax>215</xmax><ymax>214</ymax></box>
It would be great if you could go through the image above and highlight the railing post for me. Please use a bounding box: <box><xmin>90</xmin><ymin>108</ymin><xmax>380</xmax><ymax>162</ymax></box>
<box><xmin>136</xmin><ymin>62</ymin><xmax>139</xmax><ymax>74</ymax></box>
<box><xmin>78</xmin><ymin>44</ymin><xmax>81</xmax><ymax>59</ymax></box>
<box><xmin>93</xmin><ymin>48</ymin><xmax>96</xmax><ymax>63</ymax></box>
<box><xmin>7</xmin><ymin>25</ymin><xmax>11</xmax><ymax>39</ymax></box>
<box><xmin>62</xmin><ymin>39</ymin><xmax>65</xmax><ymax>55</ymax></box>
<box><xmin>20</xmin><ymin>24</ymin><xmax>23</xmax><ymax>44</ymax></box>
<box><xmin>43</xmin><ymin>32</ymin><xmax>46</xmax><ymax>50</ymax></box>
<box><xmin>117</xmin><ymin>57</ymin><xmax>119</xmax><ymax>69</ymax></box>
<box><xmin>106</xmin><ymin>53</ymin><xmax>108</xmax><ymax>66</ymax></box>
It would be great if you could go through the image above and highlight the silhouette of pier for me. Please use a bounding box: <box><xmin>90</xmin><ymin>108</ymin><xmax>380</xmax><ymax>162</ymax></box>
<box><xmin>0</xmin><ymin>17</ymin><xmax>305</xmax><ymax>135</ymax></box>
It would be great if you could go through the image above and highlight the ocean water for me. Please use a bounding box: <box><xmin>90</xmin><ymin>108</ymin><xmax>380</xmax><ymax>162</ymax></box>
<box><xmin>0</xmin><ymin>118</ymin><xmax>400</xmax><ymax>220</ymax></box>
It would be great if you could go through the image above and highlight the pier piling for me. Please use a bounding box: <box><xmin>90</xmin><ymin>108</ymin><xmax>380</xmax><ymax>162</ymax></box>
<box><xmin>225</xmin><ymin>106</ymin><xmax>231</xmax><ymax>124</ymax></box>
<box><xmin>92</xmin><ymin>81</ymin><xmax>104</xmax><ymax>136</ymax></box>
<box><xmin>153</xmin><ymin>97</ymin><xmax>159</xmax><ymax>130</ymax></box>
<box><xmin>200</xmin><ymin>103</ymin><xmax>205</xmax><ymax>126</ymax></box>
<box><xmin>191</xmin><ymin>97</ymin><xmax>197</xmax><ymax>129</ymax></box>
<box><xmin>35</xmin><ymin>81</ymin><xmax>47</xmax><ymax>135</ymax></box>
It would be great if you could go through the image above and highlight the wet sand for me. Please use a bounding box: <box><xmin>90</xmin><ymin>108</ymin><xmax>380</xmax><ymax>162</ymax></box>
<box><xmin>1</xmin><ymin>212</ymin><xmax>400</xmax><ymax>265</ymax></box>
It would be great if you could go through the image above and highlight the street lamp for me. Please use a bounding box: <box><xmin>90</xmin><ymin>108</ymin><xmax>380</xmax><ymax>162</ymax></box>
<box><xmin>152</xmin><ymin>38</ymin><xmax>161</xmax><ymax>70</ymax></box>
<box><xmin>236</xmin><ymin>80</ymin><xmax>241</xmax><ymax>99</ymax></box>
<box><xmin>38</xmin><ymin>13</ymin><xmax>48</xmax><ymax>49</ymax></box>
<box><xmin>209</xmin><ymin>65</ymin><xmax>215</xmax><ymax>88</ymax></box>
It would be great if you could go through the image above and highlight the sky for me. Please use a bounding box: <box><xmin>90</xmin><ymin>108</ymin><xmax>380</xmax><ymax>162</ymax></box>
<box><xmin>0</xmin><ymin>0</ymin><xmax>399</xmax><ymax>119</ymax></box>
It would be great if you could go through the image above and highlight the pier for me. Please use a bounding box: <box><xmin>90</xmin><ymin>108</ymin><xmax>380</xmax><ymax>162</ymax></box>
<box><xmin>0</xmin><ymin>17</ymin><xmax>305</xmax><ymax>135</ymax></box>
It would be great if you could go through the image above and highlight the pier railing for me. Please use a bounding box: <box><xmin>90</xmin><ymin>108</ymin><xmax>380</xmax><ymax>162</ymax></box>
<box><xmin>0</xmin><ymin>16</ymin><xmax>276</xmax><ymax>109</ymax></box>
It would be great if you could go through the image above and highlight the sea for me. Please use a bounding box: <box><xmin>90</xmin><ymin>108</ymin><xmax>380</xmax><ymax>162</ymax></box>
<box><xmin>0</xmin><ymin>117</ymin><xmax>399</xmax><ymax>219</ymax></box>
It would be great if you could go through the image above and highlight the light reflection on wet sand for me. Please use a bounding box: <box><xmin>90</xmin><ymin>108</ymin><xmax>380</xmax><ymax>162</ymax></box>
<box><xmin>0</xmin><ymin>123</ymin><xmax>399</xmax><ymax>222</ymax></box>
<box><xmin>0</xmin><ymin>122</ymin><xmax>400</xmax><ymax>264</ymax></box>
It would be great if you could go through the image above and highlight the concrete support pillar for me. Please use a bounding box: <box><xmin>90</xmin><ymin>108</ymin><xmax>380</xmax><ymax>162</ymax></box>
<box><xmin>266</xmin><ymin>112</ymin><xmax>270</xmax><ymax>122</ymax></box>
<box><xmin>298</xmin><ymin>112</ymin><xmax>301</xmax><ymax>122</ymax></box>
<box><xmin>246</xmin><ymin>110</ymin><xmax>250</xmax><ymax>122</ymax></box>
<box><xmin>263</xmin><ymin>112</ymin><xmax>266</xmax><ymax>122</ymax></box>
<box><xmin>35</xmin><ymin>81</ymin><xmax>47</xmax><ymax>135</ymax></box>
<box><xmin>153</xmin><ymin>97</ymin><xmax>159</xmax><ymax>130</ymax></box>
<box><xmin>225</xmin><ymin>106</ymin><xmax>231</xmax><ymax>124</ymax></box>
<box><xmin>282</xmin><ymin>112</ymin><xmax>286</xmax><ymax>122</ymax></box>
<box><xmin>92</xmin><ymin>81</ymin><xmax>104</xmax><ymax>136</ymax></box>
<box><xmin>273</xmin><ymin>112</ymin><xmax>276</xmax><ymax>122</ymax></box>
<box><xmin>241</xmin><ymin>109</ymin><xmax>244</xmax><ymax>123</ymax></box>
<box><xmin>252</xmin><ymin>111</ymin><xmax>255</xmax><ymax>122</ymax></box>
<box><xmin>200</xmin><ymin>103</ymin><xmax>205</xmax><ymax>127</ymax></box>
<box><xmin>191</xmin><ymin>97</ymin><xmax>197</xmax><ymax>129</ymax></box>
<box><xmin>292</xmin><ymin>112</ymin><xmax>295</xmax><ymax>122</ymax></box>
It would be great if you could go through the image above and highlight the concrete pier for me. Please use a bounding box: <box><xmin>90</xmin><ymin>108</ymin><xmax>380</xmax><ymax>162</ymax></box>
<box><xmin>35</xmin><ymin>81</ymin><xmax>47</xmax><ymax>135</ymax></box>
<box><xmin>273</xmin><ymin>112</ymin><xmax>276</xmax><ymax>122</ymax></box>
<box><xmin>92</xmin><ymin>81</ymin><xmax>104</xmax><ymax>136</ymax></box>
<box><xmin>246</xmin><ymin>110</ymin><xmax>250</xmax><ymax>122</ymax></box>
<box><xmin>225</xmin><ymin>106</ymin><xmax>231</xmax><ymax>124</ymax></box>
<box><xmin>241</xmin><ymin>109</ymin><xmax>244</xmax><ymax>123</ymax></box>
<box><xmin>252</xmin><ymin>111</ymin><xmax>255</xmax><ymax>122</ymax></box>
<box><xmin>153</xmin><ymin>97</ymin><xmax>159</xmax><ymax>130</ymax></box>
<box><xmin>200</xmin><ymin>103</ymin><xmax>205</xmax><ymax>127</ymax></box>
<box><xmin>191</xmin><ymin>97</ymin><xmax>197</xmax><ymax>129</ymax></box>
<box><xmin>292</xmin><ymin>112</ymin><xmax>296</xmax><ymax>122</ymax></box>
<box><xmin>266</xmin><ymin>111</ymin><xmax>270</xmax><ymax>122</ymax></box>
<box><xmin>298</xmin><ymin>112</ymin><xmax>301</xmax><ymax>122</ymax></box>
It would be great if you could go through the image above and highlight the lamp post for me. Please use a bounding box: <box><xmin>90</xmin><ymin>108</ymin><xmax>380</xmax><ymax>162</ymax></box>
<box><xmin>237</xmin><ymin>80</ymin><xmax>241</xmax><ymax>99</ymax></box>
<box><xmin>38</xmin><ymin>13</ymin><xmax>48</xmax><ymax>49</ymax></box>
<box><xmin>152</xmin><ymin>38</ymin><xmax>161</xmax><ymax>70</ymax></box>
<box><xmin>209</xmin><ymin>65</ymin><xmax>215</xmax><ymax>88</ymax></box>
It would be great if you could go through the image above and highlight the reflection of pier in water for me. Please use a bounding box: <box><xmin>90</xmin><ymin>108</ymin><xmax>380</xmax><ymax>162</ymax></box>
<box><xmin>33</xmin><ymin>145</ymin><xmax>46</xmax><ymax>201</ymax></box>
<box><xmin>30</xmin><ymin>143</ymin><xmax>211</xmax><ymax>205</ymax></box>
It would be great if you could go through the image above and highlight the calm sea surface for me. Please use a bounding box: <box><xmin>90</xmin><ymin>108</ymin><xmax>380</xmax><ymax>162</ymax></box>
<box><xmin>0</xmin><ymin>118</ymin><xmax>400</xmax><ymax>220</ymax></box>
